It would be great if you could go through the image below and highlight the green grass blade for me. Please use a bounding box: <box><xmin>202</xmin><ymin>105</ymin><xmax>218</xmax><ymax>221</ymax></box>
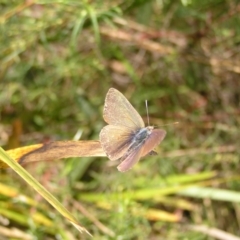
<box><xmin>178</xmin><ymin>187</ymin><xmax>240</xmax><ymax>203</ymax></box>
<box><xmin>0</xmin><ymin>147</ymin><xmax>90</xmax><ymax>235</ymax></box>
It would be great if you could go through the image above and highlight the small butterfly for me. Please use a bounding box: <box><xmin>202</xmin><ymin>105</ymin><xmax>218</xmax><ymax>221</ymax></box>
<box><xmin>100</xmin><ymin>88</ymin><xmax>166</xmax><ymax>172</ymax></box>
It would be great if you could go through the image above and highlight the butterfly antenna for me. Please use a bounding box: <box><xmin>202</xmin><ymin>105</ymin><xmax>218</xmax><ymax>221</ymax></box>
<box><xmin>155</xmin><ymin>122</ymin><xmax>179</xmax><ymax>128</ymax></box>
<box><xmin>145</xmin><ymin>100</ymin><xmax>150</xmax><ymax>126</ymax></box>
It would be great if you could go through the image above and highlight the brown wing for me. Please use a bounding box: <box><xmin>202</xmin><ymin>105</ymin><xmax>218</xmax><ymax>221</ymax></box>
<box><xmin>100</xmin><ymin>125</ymin><xmax>133</xmax><ymax>161</ymax></box>
<box><xmin>103</xmin><ymin>88</ymin><xmax>145</xmax><ymax>129</ymax></box>
<box><xmin>117</xmin><ymin>146</ymin><xmax>143</xmax><ymax>172</ymax></box>
<box><xmin>141</xmin><ymin>129</ymin><xmax>166</xmax><ymax>157</ymax></box>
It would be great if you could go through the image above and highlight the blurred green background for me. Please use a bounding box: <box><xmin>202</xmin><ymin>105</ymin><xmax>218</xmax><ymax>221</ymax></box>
<box><xmin>1</xmin><ymin>0</ymin><xmax>240</xmax><ymax>239</ymax></box>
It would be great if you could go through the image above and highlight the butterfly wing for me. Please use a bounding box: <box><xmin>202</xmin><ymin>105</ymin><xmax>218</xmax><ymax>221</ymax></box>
<box><xmin>141</xmin><ymin>129</ymin><xmax>166</xmax><ymax>157</ymax></box>
<box><xmin>117</xmin><ymin>146</ymin><xmax>143</xmax><ymax>172</ymax></box>
<box><xmin>103</xmin><ymin>88</ymin><xmax>145</xmax><ymax>129</ymax></box>
<box><xmin>117</xmin><ymin>129</ymin><xmax>166</xmax><ymax>172</ymax></box>
<box><xmin>100</xmin><ymin>125</ymin><xmax>134</xmax><ymax>161</ymax></box>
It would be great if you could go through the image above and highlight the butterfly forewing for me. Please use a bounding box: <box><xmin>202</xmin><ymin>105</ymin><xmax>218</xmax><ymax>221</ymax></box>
<box><xmin>103</xmin><ymin>88</ymin><xmax>144</xmax><ymax>129</ymax></box>
<box><xmin>141</xmin><ymin>129</ymin><xmax>166</xmax><ymax>157</ymax></box>
<box><xmin>100</xmin><ymin>125</ymin><xmax>134</xmax><ymax>160</ymax></box>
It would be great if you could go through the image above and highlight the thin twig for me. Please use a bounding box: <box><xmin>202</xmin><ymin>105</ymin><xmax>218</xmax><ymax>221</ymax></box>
<box><xmin>188</xmin><ymin>225</ymin><xmax>240</xmax><ymax>240</ymax></box>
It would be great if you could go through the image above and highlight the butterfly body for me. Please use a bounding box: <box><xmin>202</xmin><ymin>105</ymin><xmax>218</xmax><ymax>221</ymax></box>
<box><xmin>100</xmin><ymin>88</ymin><xmax>166</xmax><ymax>172</ymax></box>
<box><xmin>123</xmin><ymin>126</ymin><xmax>153</xmax><ymax>155</ymax></box>
<box><xmin>132</xmin><ymin>127</ymin><xmax>153</xmax><ymax>144</ymax></box>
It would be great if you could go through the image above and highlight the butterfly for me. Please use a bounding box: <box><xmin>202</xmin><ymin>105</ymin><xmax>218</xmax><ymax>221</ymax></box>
<box><xmin>100</xmin><ymin>88</ymin><xmax>166</xmax><ymax>172</ymax></box>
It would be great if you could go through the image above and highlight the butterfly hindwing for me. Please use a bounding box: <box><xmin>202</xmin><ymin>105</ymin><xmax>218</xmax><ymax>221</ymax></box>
<box><xmin>100</xmin><ymin>125</ymin><xmax>135</xmax><ymax>161</ymax></box>
<box><xmin>117</xmin><ymin>146</ymin><xmax>143</xmax><ymax>172</ymax></box>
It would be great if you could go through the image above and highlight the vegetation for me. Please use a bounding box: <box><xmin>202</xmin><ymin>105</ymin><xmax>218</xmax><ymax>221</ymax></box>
<box><xmin>0</xmin><ymin>0</ymin><xmax>240</xmax><ymax>239</ymax></box>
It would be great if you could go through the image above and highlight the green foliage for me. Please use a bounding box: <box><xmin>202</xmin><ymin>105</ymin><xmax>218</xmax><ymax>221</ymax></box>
<box><xmin>1</xmin><ymin>0</ymin><xmax>240</xmax><ymax>239</ymax></box>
